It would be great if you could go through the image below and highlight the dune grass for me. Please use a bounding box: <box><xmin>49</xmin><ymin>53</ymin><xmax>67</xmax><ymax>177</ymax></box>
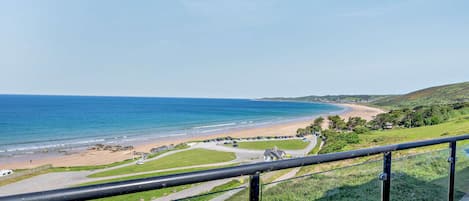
<box><xmin>233</xmin><ymin>139</ymin><xmax>309</xmax><ymax>150</ymax></box>
<box><xmin>88</xmin><ymin>148</ymin><xmax>236</xmax><ymax>178</ymax></box>
<box><xmin>260</xmin><ymin>148</ymin><xmax>469</xmax><ymax>201</ymax></box>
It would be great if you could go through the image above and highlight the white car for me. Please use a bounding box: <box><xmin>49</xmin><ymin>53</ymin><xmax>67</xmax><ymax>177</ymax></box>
<box><xmin>136</xmin><ymin>159</ymin><xmax>145</xmax><ymax>165</ymax></box>
<box><xmin>0</xmin><ymin>169</ymin><xmax>13</xmax><ymax>177</ymax></box>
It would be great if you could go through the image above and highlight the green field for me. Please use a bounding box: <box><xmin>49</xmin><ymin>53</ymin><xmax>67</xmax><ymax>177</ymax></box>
<box><xmin>89</xmin><ymin>149</ymin><xmax>236</xmax><ymax>178</ymax></box>
<box><xmin>345</xmin><ymin>115</ymin><xmax>469</xmax><ymax>152</ymax></box>
<box><xmin>232</xmin><ymin>139</ymin><xmax>309</xmax><ymax>150</ymax></box>
<box><xmin>84</xmin><ymin>164</ymin><xmax>238</xmax><ymax>201</ymax></box>
<box><xmin>372</xmin><ymin>81</ymin><xmax>469</xmax><ymax>108</ymax></box>
<box><xmin>308</xmin><ymin>138</ymin><xmax>322</xmax><ymax>155</ymax></box>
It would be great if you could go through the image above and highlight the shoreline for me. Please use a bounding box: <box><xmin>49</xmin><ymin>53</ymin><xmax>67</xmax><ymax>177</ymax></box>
<box><xmin>0</xmin><ymin>103</ymin><xmax>384</xmax><ymax>169</ymax></box>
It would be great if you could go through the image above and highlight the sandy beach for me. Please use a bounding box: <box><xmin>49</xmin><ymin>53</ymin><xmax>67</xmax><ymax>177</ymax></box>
<box><xmin>2</xmin><ymin>104</ymin><xmax>384</xmax><ymax>169</ymax></box>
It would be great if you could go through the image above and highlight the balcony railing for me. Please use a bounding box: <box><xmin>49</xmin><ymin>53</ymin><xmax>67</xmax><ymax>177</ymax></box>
<box><xmin>1</xmin><ymin>134</ymin><xmax>469</xmax><ymax>201</ymax></box>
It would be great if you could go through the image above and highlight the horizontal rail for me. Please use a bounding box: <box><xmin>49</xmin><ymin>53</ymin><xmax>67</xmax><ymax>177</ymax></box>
<box><xmin>1</xmin><ymin>134</ymin><xmax>468</xmax><ymax>201</ymax></box>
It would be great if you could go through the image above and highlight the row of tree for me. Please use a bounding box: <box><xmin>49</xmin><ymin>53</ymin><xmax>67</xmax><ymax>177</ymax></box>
<box><xmin>297</xmin><ymin>102</ymin><xmax>469</xmax><ymax>154</ymax></box>
<box><xmin>368</xmin><ymin>102</ymin><xmax>468</xmax><ymax>129</ymax></box>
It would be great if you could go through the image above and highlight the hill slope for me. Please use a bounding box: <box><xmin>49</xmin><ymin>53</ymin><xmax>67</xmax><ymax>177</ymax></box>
<box><xmin>261</xmin><ymin>95</ymin><xmax>393</xmax><ymax>104</ymax></box>
<box><xmin>372</xmin><ymin>82</ymin><xmax>469</xmax><ymax>108</ymax></box>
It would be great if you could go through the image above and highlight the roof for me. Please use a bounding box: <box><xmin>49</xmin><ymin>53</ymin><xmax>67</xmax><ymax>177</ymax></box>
<box><xmin>264</xmin><ymin>147</ymin><xmax>286</xmax><ymax>159</ymax></box>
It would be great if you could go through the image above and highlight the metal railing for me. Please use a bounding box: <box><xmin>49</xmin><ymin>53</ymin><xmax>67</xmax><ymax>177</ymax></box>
<box><xmin>1</xmin><ymin>134</ymin><xmax>468</xmax><ymax>201</ymax></box>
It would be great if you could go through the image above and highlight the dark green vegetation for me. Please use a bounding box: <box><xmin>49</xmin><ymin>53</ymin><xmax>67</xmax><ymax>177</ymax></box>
<box><xmin>372</xmin><ymin>81</ymin><xmax>469</xmax><ymax>108</ymax></box>
<box><xmin>261</xmin><ymin>95</ymin><xmax>392</xmax><ymax>104</ymax></box>
<box><xmin>319</xmin><ymin>130</ymin><xmax>360</xmax><ymax>154</ymax></box>
<box><xmin>233</xmin><ymin>139</ymin><xmax>309</xmax><ymax>150</ymax></box>
<box><xmin>308</xmin><ymin>138</ymin><xmax>322</xmax><ymax>155</ymax></box>
<box><xmin>89</xmin><ymin>149</ymin><xmax>236</xmax><ymax>178</ymax></box>
<box><xmin>369</xmin><ymin>102</ymin><xmax>469</xmax><ymax>129</ymax></box>
<box><xmin>315</xmin><ymin>103</ymin><xmax>469</xmax><ymax>154</ymax></box>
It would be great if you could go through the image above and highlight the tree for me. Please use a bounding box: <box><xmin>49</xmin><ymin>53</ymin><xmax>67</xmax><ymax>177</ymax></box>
<box><xmin>346</xmin><ymin>116</ymin><xmax>367</xmax><ymax>130</ymax></box>
<box><xmin>313</xmin><ymin>116</ymin><xmax>325</xmax><ymax>127</ymax></box>
<box><xmin>328</xmin><ymin>115</ymin><xmax>346</xmax><ymax>130</ymax></box>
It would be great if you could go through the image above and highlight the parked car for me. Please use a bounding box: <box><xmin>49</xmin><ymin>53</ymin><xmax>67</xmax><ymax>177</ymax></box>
<box><xmin>0</xmin><ymin>169</ymin><xmax>13</xmax><ymax>177</ymax></box>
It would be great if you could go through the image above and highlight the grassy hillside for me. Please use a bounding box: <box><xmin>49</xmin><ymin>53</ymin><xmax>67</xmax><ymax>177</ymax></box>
<box><xmin>256</xmin><ymin>114</ymin><xmax>469</xmax><ymax>201</ymax></box>
<box><xmin>261</xmin><ymin>95</ymin><xmax>393</xmax><ymax>104</ymax></box>
<box><xmin>261</xmin><ymin>81</ymin><xmax>468</xmax><ymax>109</ymax></box>
<box><xmin>372</xmin><ymin>81</ymin><xmax>469</xmax><ymax>108</ymax></box>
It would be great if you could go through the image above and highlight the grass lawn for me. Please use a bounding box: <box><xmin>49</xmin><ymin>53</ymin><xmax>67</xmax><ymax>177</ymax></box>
<box><xmin>308</xmin><ymin>138</ymin><xmax>322</xmax><ymax>155</ymax></box>
<box><xmin>298</xmin><ymin>115</ymin><xmax>469</xmax><ymax>176</ymax></box>
<box><xmin>80</xmin><ymin>164</ymin><xmax>238</xmax><ymax>186</ymax></box>
<box><xmin>185</xmin><ymin>179</ymin><xmax>245</xmax><ymax>201</ymax></box>
<box><xmin>83</xmin><ymin>164</ymin><xmax>238</xmax><ymax>201</ymax></box>
<box><xmin>83</xmin><ymin>164</ymin><xmax>237</xmax><ymax>201</ymax></box>
<box><xmin>345</xmin><ymin>115</ymin><xmax>469</xmax><ymax>152</ymax></box>
<box><xmin>233</xmin><ymin>139</ymin><xmax>309</xmax><ymax>150</ymax></box>
<box><xmin>89</xmin><ymin>148</ymin><xmax>236</xmax><ymax>178</ymax></box>
<box><xmin>260</xmin><ymin>148</ymin><xmax>469</xmax><ymax>201</ymax></box>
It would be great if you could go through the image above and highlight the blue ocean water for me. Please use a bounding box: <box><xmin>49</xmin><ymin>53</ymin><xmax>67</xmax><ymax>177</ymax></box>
<box><xmin>0</xmin><ymin>95</ymin><xmax>343</xmax><ymax>154</ymax></box>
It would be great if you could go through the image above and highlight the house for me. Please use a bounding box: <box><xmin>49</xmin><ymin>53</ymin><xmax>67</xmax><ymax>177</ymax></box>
<box><xmin>264</xmin><ymin>147</ymin><xmax>286</xmax><ymax>161</ymax></box>
<box><xmin>150</xmin><ymin>144</ymin><xmax>175</xmax><ymax>154</ymax></box>
<box><xmin>384</xmin><ymin>122</ymin><xmax>393</xmax><ymax>129</ymax></box>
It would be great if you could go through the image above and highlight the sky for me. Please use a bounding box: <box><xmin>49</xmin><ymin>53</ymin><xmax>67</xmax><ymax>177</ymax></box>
<box><xmin>0</xmin><ymin>0</ymin><xmax>468</xmax><ymax>99</ymax></box>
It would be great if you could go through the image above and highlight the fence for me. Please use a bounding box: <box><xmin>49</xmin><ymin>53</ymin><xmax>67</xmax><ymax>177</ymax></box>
<box><xmin>1</xmin><ymin>135</ymin><xmax>469</xmax><ymax>201</ymax></box>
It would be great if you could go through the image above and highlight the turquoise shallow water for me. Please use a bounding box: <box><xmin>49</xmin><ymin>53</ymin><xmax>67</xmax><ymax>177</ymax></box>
<box><xmin>0</xmin><ymin>95</ymin><xmax>343</xmax><ymax>154</ymax></box>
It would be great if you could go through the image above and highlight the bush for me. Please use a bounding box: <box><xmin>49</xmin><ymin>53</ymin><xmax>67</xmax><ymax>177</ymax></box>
<box><xmin>353</xmin><ymin>126</ymin><xmax>370</xmax><ymax>134</ymax></box>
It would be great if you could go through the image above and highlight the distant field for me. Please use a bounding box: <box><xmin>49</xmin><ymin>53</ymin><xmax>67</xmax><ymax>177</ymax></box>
<box><xmin>89</xmin><ymin>149</ymin><xmax>236</xmax><ymax>178</ymax></box>
<box><xmin>232</xmin><ymin>139</ymin><xmax>309</xmax><ymax>150</ymax></box>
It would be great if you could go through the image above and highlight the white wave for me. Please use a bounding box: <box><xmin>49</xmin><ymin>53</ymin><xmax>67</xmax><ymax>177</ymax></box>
<box><xmin>192</xmin><ymin>122</ymin><xmax>237</xmax><ymax>129</ymax></box>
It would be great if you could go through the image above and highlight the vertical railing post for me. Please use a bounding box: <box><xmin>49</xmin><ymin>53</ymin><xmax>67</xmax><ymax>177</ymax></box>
<box><xmin>381</xmin><ymin>152</ymin><xmax>392</xmax><ymax>201</ymax></box>
<box><xmin>249</xmin><ymin>172</ymin><xmax>261</xmax><ymax>201</ymax></box>
<box><xmin>448</xmin><ymin>141</ymin><xmax>456</xmax><ymax>201</ymax></box>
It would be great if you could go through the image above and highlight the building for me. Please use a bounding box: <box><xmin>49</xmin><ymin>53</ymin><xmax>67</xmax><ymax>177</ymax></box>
<box><xmin>384</xmin><ymin>122</ymin><xmax>393</xmax><ymax>129</ymax></box>
<box><xmin>263</xmin><ymin>147</ymin><xmax>286</xmax><ymax>161</ymax></box>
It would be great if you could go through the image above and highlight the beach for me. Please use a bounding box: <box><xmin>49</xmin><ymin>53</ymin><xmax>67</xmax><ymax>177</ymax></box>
<box><xmin>1</xmin><ymin>104</ymin><xmax>384</xmax><ymax>169</ymax></box>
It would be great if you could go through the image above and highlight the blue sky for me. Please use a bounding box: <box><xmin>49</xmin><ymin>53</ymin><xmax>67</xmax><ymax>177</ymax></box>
<box><xmin>1</xmin><ymin>0</ymin><xmax>468</xmax><ymax>98</ymax></box>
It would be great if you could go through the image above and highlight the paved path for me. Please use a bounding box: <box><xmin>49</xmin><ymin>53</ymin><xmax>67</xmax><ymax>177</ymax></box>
<box><xmin>0</xmin><ymin>146</ymin><xmax>199</xmax><ymax>196</ymax></box>
<box><xmin>0</xmin><ymin>171</ymin><xmax>90</xmax><ymax>196</ymax></box>
<box><xmin>152</xmin><ymin>178</ymin><xmax>234</xmax><ymax>201</ymax></box>
<box><xmin>206</xmin><ymin>136</ymin><xmax>318</xmax><ymax>201</ymax></box>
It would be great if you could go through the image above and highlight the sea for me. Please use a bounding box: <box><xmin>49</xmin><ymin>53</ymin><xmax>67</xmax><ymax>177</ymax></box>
<box><xmin>0</xmin><ymin>95</ymin><xmax>344</xmax><ymax>157</ymax></box>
